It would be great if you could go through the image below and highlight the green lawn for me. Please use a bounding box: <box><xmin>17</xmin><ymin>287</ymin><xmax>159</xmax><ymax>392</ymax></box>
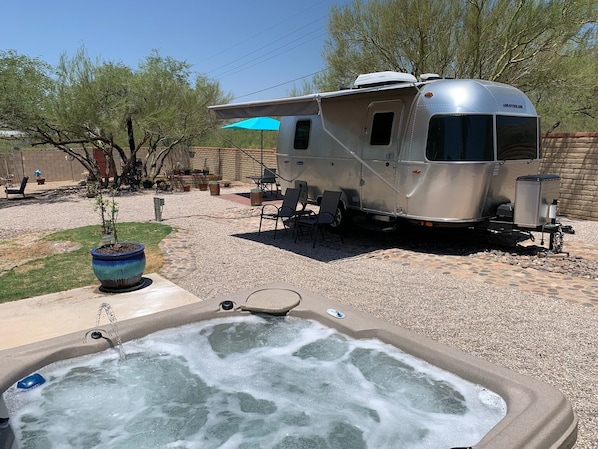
<box><xmin>0</xmin><ymin>222</ymin><xmax>172</xmax><ymax>304</ymax></box>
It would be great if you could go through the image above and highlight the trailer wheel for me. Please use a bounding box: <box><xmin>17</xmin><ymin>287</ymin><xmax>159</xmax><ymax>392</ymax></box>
<box><xmin>329</xmin><ymin>203</ymin><xmax>346</xmax><ymax>230</ymax></box>
<box><xmin>550</xmin><ymin>229</ymin><xmax>564</xmax><ymax>253</ymax></box>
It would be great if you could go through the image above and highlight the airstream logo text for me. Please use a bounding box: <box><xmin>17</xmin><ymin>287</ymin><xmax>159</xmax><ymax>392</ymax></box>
<box><xmin>503</xmin><ymin>103</ymin><xmax>523</xmax><ymax>109</ymax></box>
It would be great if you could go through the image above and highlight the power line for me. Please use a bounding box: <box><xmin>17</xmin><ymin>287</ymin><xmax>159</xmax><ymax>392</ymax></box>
<box><xmin>204</xmin><ymin>0</ymin><xmax>337</xmax><ymax>101</ymax></box>
<box><xmin>206</xmin><ymin>17</ymin><xmax>327</xmax><ymax>77</ymax></box>
<box><xmin>233</xmin><ymin>69</ymin><xmax>326</xmax><ymax>100</ymax></box>
<box><xmin>203</xmin><ymin>1</ymin><xmax>324</xmax><ymax>64</ymax></box>
<box><xmin>215</xmin><ymin>30</ymin><xmax>326</xmax><ymax>80</ymax></box>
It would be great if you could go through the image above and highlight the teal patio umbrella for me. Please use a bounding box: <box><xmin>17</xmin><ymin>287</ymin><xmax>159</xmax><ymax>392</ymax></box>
<box><xmin>222</xmin><ymin>117</ymin><xmax>280</xmax><ymax>166</ymax></box>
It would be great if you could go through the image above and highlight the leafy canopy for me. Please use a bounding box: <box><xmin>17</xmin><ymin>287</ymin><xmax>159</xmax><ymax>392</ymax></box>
<box><xmin>0</xmin><ymin>48</ymin><xmax>231</xmax><ymax>183</ymax></box>
<box><xmin>316</xmin><ymin>0</ymin><xmax>598</xmax><ymax>132</ymax></box>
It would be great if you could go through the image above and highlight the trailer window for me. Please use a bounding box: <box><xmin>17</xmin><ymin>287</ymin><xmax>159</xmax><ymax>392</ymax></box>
<box><xmin>370</xmin><ymin>112</ymin><xmax>394</xmax><ymax>146</ymax></box>
<box><xmin>426</xmin><ymin>115</ymin><xmax>493</xmax><ymax>161</ymax></box>
<box><xmin>294</xmin><ymin>120</ymin><xmax>311</xmax><ymax>150</ymax></box>
<box><xmin>496</xmin><ymin>116</ymin><xmax>538</xmax><ymax>160</ymax></box>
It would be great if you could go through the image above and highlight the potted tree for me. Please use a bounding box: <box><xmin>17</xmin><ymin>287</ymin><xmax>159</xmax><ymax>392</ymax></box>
<box><xmin>198</xmin><ymin>176</ymin><xmax>209</xmax><ymax>191</ymax></box>
<box><xmin>90</xmin><ymin>189</ymin><xmax>146</xmax><ymax>292</ymax></box>
<box><xmin>173</xmin><ymin>162</ymin><xmax>182</xmax><ymax>175</ymax></box>
<box><xmin>34</xmin><ymin>169</ymin><xmax>45</xmax><ymax>185</ymax></box>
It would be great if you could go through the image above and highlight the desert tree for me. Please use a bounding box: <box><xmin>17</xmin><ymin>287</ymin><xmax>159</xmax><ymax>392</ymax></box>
<box><xmin>318</xmin><ymin>0</ymin><xmax>597</xmax><ymax>131</ymax></box>
<box><xmin>0</xmin><ymin>48</ymin><xmax>231</xmax><ymax>185</ymax></box>
<box><xmin>0</xmin><ymin>50</ymin><xmax>51</xmax><ymax>150</ymax></box>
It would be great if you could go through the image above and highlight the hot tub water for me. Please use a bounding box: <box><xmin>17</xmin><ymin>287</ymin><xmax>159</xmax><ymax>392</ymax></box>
<box><xmin>4</xmin><ymin>315</ymin><xmax>506</xmax><ymax>448</ymax></box>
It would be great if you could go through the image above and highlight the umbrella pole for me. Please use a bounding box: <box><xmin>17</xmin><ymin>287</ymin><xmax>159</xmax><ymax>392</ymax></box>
<box><xmin>260</xmin><ymin>130</ymin><xmax>263</xmax><ymax>167</ymax></box>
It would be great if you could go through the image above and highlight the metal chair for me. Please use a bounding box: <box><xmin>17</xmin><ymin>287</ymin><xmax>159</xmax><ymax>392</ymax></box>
<box><xmin>5</xmin><ymin>176</ymin><xmax>28</xmax><ymax>199</ymax></box>
<box><xmin>259</xmin><ymin>187</ymin><xmax>303</xmax><ymax>238</ymax></box>
<box><xmin>294</xmin><ymin>190</ymin><xmax>344</xmax><ymax>247</ymax></box>
<box><xmin>248</xmin><ymin>167</ymin><xmax>280</xmax><ymax>196</ymax></box>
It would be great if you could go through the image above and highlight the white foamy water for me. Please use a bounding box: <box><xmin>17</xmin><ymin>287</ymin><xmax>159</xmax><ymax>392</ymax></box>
<box><xmin>4</xmin><ymin>316</ymin><xmax>506</xmax><ymax>448</ymax></box>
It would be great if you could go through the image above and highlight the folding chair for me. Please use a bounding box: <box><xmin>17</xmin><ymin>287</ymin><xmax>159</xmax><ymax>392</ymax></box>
<box><xmin>294</xmin><ymin>190</ymin><xmax>344</xmax><ymax>248</ymax></box>
<box><xmin>262</xmin><ymin>168</ymin><xmax>280</xmax><ymax>196</ymax></box>
<box><xmin>259</xmin><ymin>187</ymin><xmax>302</xmax><ymax>238</ymax></box>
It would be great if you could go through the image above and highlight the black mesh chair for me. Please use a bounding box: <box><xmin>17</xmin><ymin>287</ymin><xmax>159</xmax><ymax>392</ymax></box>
<box><xmin>259</xmin><ymin>187</ymin><xmax>303</xmax><ymax>238</ymax></box>
<box><xmin>294</xmin><ymin>190</ymin><xmax>344</xmax><ymax>248</ymax></box>
<box><xmin>5</xmin><ymin>176</ymin><xmax>28</xmax><ymax>199</ymax></box>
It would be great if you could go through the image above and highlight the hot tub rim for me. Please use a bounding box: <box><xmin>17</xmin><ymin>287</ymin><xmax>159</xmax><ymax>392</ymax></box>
<box><xmin>0</xmin><ymin>282</ymin><xmax>578</xmax><ymax>449</ymax></box>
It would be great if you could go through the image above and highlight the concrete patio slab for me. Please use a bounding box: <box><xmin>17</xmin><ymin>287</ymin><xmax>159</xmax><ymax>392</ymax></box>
<box><xmin>0</xmin><ymin>273</ymin><xmax>202</xmax><ymax>351</ymax></box>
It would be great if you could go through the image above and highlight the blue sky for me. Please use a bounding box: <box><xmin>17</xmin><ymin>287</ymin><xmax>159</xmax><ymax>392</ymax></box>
<box><xmin>2</xmin><ymin>0</ymin><xmax>350</xmax><ymax>102</ymax></box>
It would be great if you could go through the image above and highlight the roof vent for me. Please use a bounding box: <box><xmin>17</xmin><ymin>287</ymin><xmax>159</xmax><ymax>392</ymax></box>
<box><xmin>420</xmin><ymin>73</ymin><xmax>442</xmax><ymax>81</ymax></box>
<box><xmin>354</xmin><ymin>71</ymin><xmax>417</xmax><ymax>88</ymax></box>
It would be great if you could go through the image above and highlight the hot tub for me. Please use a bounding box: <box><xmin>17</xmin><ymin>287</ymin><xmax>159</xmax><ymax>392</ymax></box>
<box><xmin>0</xmin><ymin>283</ymin><xmax>577</xmax><ymax>448</ymax></box>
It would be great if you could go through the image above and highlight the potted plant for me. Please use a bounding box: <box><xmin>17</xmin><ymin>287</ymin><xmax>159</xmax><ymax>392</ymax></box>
<box><xmin>198</xmin><ymin>175</ymin><xmax>209</xmax><ymax>191</ymax></box>
<box><xmin>192</xmin><ymin>172</ymin><xmax>208</xmax><ymax>190</ymax></box>
<box><xmin>90</xmin><ymin>189</ymin><xmax>146</xmax><ymax>292</ymax></box>
<box><xmin>155</xmin><ymin>177</ymin><xmax>170</xmax><ymax>191</ymax></box>
<box><xmin>173</xmin><ymin>162</ymin><xmax>182</xmax><ymax>175</ymax></box>
<box><xmin>141</xmin><ymin>178</ymin><xmax>154</xmax><ymax>189</ymax></box>
<box><xmin>34</xmin><ymin>169</ymin><xmax>45</xmax><ymax>185</ymax></box>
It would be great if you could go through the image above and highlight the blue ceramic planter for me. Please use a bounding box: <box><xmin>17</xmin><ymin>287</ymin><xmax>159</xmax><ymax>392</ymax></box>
<box><xmin>90</xmin><ymin>242</ymin><xmax>146</xmax><ymax>292</ymax></box>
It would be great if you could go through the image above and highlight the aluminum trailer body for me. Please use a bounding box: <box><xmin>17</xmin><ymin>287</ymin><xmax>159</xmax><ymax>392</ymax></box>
<box><xmin>210</xmin><ymin>73</ymin><xmax>568</xmax><ymax>248</ymax></box>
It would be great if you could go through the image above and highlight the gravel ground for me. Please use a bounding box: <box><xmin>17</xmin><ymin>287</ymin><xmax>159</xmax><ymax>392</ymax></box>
<box><xmin>1</xmin><ymin>183</ymin><xmax>597</xmax><ymax>448</ymax></box>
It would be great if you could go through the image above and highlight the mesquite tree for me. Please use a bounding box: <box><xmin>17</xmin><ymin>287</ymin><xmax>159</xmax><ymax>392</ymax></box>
<box><xmin>317</xmin><ymin>0</ymin><xmax>597</xmax><ymax>131</ymax></box>
<box><xmin>0</xmin><ymin>48</ymin><xmax>230</xmax><ymax>186</ymax></box>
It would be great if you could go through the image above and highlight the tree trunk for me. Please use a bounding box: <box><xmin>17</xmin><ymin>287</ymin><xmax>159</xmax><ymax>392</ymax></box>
<box><xmin>126</xmin><ymin>116</ymin><xmax>136</xmax><ymax>152</ymax></box>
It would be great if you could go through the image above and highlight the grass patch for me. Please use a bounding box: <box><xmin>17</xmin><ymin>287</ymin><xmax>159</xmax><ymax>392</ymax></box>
<box><xmin>0</xmin><ymin>222</ymin><xmax>172</xmax><ymax>304</ymax></box>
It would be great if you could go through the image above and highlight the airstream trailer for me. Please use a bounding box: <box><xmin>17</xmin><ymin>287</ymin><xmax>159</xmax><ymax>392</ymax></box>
<box><xmin>210</xmin><ymin>72</ymin><xmax>569</xmax><ymax>250</ymax></box>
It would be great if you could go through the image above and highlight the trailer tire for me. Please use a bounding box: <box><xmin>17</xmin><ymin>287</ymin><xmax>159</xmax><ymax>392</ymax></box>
<box><xmin>550</xmin><ymin>229</ymin><xmax>564</xmax><ymax>253</ymax></box>
<box><xmin>329</xmin><ymin>203</ymin><xmax>347</xmax><ymax>231</ymax></box>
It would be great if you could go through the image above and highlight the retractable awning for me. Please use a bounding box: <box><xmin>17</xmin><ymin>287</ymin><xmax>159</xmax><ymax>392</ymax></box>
<box><xmin>209</xmin><ymin>94</ymin><xmax>320</xmax><ymax>119</ymax></box>
<box><xmin>208</xmin><ymin>82</ymin><xmax>419</xmax><ymax>119</ymax></box>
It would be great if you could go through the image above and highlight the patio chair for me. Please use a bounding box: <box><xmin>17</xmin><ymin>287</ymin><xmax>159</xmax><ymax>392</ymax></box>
<box><xmin>248</xmin><ymin>167</ymin><xmax>280</xmax><ymax>196</ymax></box>
<box><xmin>259</xmin><ymin>187</ymin><xmax>304</xmax><ymax>238</ymax></box>
<box><xmin>294</xmin><ymin>190</ymin><xmax>344</xmax><ymax>248</ymax></box>
<box><xmin>5</xmin><ymin>176</ymin><xmax>28</xmax><ymax>199</ymax></box>
<box><xmin>261</xmin><ymin>168</ymin><xmax>280</xmax><ymax>196</ymax></box>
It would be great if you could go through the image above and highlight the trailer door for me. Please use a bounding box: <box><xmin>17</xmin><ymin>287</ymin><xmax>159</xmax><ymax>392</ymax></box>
<box><xmin>361</xmin><ymin>100</ymin><xmax>404</xmax><ymax>214</ymax></box>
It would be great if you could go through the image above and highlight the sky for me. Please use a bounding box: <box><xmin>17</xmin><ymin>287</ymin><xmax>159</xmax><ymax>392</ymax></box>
<box><xmin>1</xmin><ymin>0</ymin><xmax>350</xmax><ymax>103</ymax></box>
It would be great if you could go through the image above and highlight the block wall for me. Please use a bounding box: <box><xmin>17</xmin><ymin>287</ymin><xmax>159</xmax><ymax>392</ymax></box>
<box><xmin>2</xmin><ymin>135</ymin><xmax>597</xmax><ymax>221</ymax></box>
<box><xmin>540</xmin><ymin>133</ymin><xmax>598</xmax><ymax>221</ymax></box>
<box><xmin>188</xmin><ymin>147</ymin><xmax>277</xmax><ymax>181</ymax></box>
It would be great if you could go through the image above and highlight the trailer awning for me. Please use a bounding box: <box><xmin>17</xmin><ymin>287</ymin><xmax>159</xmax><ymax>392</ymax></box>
<box><xmin>208</xmin><ymin>82</ymin><xmax>420</xmax><ymax>119</ymax></box>
<box><xmin>209</xmin><ymin>94</ymin><xmax>320</xmax><ymax>119</ymax></box>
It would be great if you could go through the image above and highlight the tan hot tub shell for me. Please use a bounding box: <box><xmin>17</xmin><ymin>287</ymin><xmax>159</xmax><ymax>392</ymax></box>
<box><xmin>0</xmin><ymin>283</ymin><xmax>577</xmax><ymax>449</ymax></box>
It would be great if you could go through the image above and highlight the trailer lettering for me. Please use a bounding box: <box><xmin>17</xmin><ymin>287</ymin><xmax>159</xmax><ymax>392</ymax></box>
<box><xmin>503</xmin><ymin>103</ymin><xmax>523</xmax><ymax>109</ymax></box>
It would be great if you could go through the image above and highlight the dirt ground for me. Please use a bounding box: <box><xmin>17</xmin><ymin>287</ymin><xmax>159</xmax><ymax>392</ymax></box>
<box><xmin>0</xmin><ymin>232</ymin><xmax>82</xmax><ymax>272</ymax></box>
